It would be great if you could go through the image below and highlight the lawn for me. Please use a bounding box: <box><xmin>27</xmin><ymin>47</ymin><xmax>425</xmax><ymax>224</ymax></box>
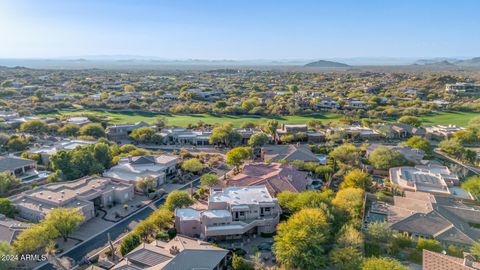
<box><xmin>419</xmin><ymin>111</ymin><xmax>479</xmax><ymax>127</ymax></box>
<box><xmin>42</xmin><ymin>109</ymin><xmax>343</xmax><ymax>127</ymax></box>
<box><xmin>42</xmin><ymin>109</ymin><xmax>479</xmax><ymax>127</ymax></box>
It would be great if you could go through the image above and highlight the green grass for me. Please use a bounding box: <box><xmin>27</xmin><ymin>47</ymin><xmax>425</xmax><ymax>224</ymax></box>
<box><xmin>41</xmin><ymin>109</ymin><xmax>342</xmax><ymax>127</ymax></box>
<box><xmin>419</xmin><ymin>111</ymin><xmax>479</xmax><ymax>127</ymax></box>
<box><xmin>42</xmin><ymin>109</ymin><xmax>478</xmax><ymax>127</ymax></box>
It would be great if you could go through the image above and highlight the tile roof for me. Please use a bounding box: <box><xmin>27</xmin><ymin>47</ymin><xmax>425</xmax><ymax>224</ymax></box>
<box><xmin>226</xmin><ymin>162</ymin><xmax>309</xmax><ymax>195</ymax></box>
<box><xmin>423</xmin><ymin>250</ymin><xmax>479</xmax><ymax>270</ymax></box>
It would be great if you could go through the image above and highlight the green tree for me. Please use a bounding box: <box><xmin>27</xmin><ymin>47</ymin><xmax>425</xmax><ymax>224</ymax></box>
<box><xmin>332</xmin><ymin>187</ymin><xmax>364</xmax><ymax>219</ymax></box>
<box><xmin>44</xmin><ymin>208</ymin><xmax>85</xmax><ymax>242</ymax></box>
<box><xmin>58</xmin><ymin>123</ymin><xmax>80</xmax><ymax>137</ymax></box>
<box><xmin>329</xmin><ymin>246</ymin><xmax>362</xmax><ymax>270</ymax></box>
<box><xmin>50</xmin><ymin>150</ymin><xmax>79</xmax><ymax>180</ymax></box>
<box><xmin>0</xmin><ymin>242</ymin><xmax>16</xmax><ymax>270</ymax></box>
<box><xmin>365</xmin><ymin>222</ymin><xmax>393</xmax><ymax>243</ymax></box>
<box><xmin>277</xmin><ymin>190</ymin><xmax>333</xmax><ymax>213</ymax></box>
<box><xmin>461</xmin><ymin>176</ymin><xmax>480</xmax><ymax>199</ymax></box>
<box><xmin>200</xmin><ymin>173</ymin><xmax>220</xmax><ymax>188</ymax></box>
<box><xmin>263</xmin><ymin>120</ymin><xmax>279</xmax><ymax>142</ymax></box>
<box><xmin>329</xmin><ymin>143</ymin><xmax>360</xmax><ymax>166</ymax></box>
<box><xmin>6</xmin><ymin>136</ymin><xmax>29</xmax><ymax>151</ymax></box>
<box><xmin>468</xmin><ymin>117</ymin><xmax>480</xmax><ymax>129</ymax></box>
<box><xmin>226</xmin><ymin>147</ymin><xmax>252</xmax><ymax>172</ymax></box>
<box><xmin>398</xmin><ymin>115</ymin><xmax>421</xmax><ymax>127</ymax></box>
<box><xmin>79</xmin><ymin>123</ymin><xmax>105</xmax><ymax>138</ymax></box>
<box><xmin>164</xmin><ymin>190</ymin><xmax>193</xmax><ymax>211</ymax></box>
<box><xmin>134</xmin><ymin>220</ymin><xmax>158</xmax><ymax>242</ymax></box>
<box><xmin>273</xmin><ymin>208</ymin><xmax>330</xmax><ymax>270</ymax></box>
<box><xmin>453</xmin><ymin>129</ymin><xmax>479</xmax><ymax>145</ymax></box>
<box><xmin>335</xmin><ymin>223</ymin><xmax>364</xmax><ymax>248</ymax></box>
<box><xmin>70</xmin><ymin>148</ymin><xmax>104</xmax><ymax>176</ymax></box>
<box><xmin>154</xmin><ymin>117</ymin><xmax>168</xmax><ymax>130</ymax></box>
<box><xmin>181</xmin><ymin>158</ymin><xmax>204</xmax><ymax>174</ymax></box>
<box><xmin>130</xmin><ymin>127</ymin><xmax>162</xmax><ymax>144</ymax></box>
<box><xmin>232</xmin><ymin>254</ymin><xmax>254</xmax><ymax>270</ymax></box>
<box><xmin>416</xmin><ymin>238</ymin><xmax>442</xmax><ymax>253</ymax></box>
<box><xmin>120</xmin><ymin>233</ymin><xmax>141</xmax><ymax>256</ymax></box>
<box><xmin>209</xmin><ymin>123</ymin><xmax>241</xmax><ymax>147</ymax></box>
<box><xmin>362</xmin><ymin>257</ymin><xmax>406</xmax><ymax>270</ymax></box>
<box><xmin>136</xmin><ymin>176</ymin><xmax>157</xmax><ymax>194</ymax></box>
<box><xmin>0</xmin><ymin>172</ymin><xmax>21</xmax><ymax>197</ymax></box>
<box><xmin>247</xmin><ymin>133</ymin><xmax>269</xmax><ymax>147</ymax></box>
<box><xmin>439</xmin><ymin>138</ymin><xmax>463</xmax><ymax>156</ymax></box>
<box><xmin>471</xmin><ymin>240</ymin><xmax>480</xmax><ymax>260</ymax></box>
<box><xmin>0</xmin><ymin>198</ymin><xmax>17</xmax><ymax>218</ymax></box>
<box><xmin>368</xmin><ymin>147</ymin><xmax>408</xmax><ymax>170</ymax></box>
<box><xmin>341</xmin><ymin>169</ymin><xmax>372</xmax><ymax>189</ymax></box>
<box><xmin>19</xmin><ymin>119</ymin><xmax>48</xmax><ymax>134</ymax></box>
<box><xmin>13</xmin><ymin>223</ymin><xmax>59</xmax><ymax>254</ymax></box>
<box><xmin>93</xmin><ymin>142</ymin><xmax>113</xmax><ymax>169</ymax></box>
<box><xmin>402</xmin><ymin>136</ymin><xmax>432</xmax><ymax>155</ymax></box>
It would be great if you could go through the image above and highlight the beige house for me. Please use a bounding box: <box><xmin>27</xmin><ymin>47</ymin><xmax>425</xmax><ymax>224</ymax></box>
<box><xmin>0</xmin><ymin>155</ymin><xmax>49</xmax><ymax>184</ymax></box>
<box><xmin>175</xmin><ymin>185</ymin><xmax>280</xmax><ymax>241</ymax></box>
<box><xmin>112</xmin><ymin>235</ymin><xmax>228</xmax><ymax>270</ymax></box>
<box><xmin>389</xmin><ymin>163</ymin><xmax>462</xmax><ymax>197</ymax></box>
<box><xmin>11</xmin><ymin>176</ymin><xmax>134</xmax><ymax>222</ymax></box>
<box><xmin>105</xmin><ymin>121</ymin><xmax>150</xmax><ymax>141</ymax></box>
<box><xmin>103</xmin><ymin>155</ymin><xmax>179</xmax><ymax>189</ymax></box>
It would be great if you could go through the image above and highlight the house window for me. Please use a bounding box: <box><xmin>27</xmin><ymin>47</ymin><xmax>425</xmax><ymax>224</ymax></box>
<box><xmin>239</xmin><ymin>212</ymin><xmax>245</xmax><ymax>216</ymax></box>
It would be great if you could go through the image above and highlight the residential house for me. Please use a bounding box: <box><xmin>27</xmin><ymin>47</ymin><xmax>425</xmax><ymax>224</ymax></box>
<box><xmin>107</xmin><ymin>95</ymin><xmax>135</xmax><ymax>104</ymax></box>
<box><xmin>4</xmin><ymin>116</ymin><xmax>56</xmax><ymax>128</ymax></box>
<box><xmin>366</xmin><ymin>144</ymin><xmax>425</xmax><ymax>164</ymax></box>
<box><xmin>389</xmin><ymin>162</ymin><xmax>464</xmax><ymax>197</ymax></box>
<box><xmin>105</xmin><ymin>121</ymin><xmax>150</xmax><ymax>141</ymax></box>
<box><xmin>374</xmin><ymin>123</ymin><xmax>426</xmax><ymax>139</ymax></box>
<box><xmin>446</xmin><ymin>82</ymin><xmax>480</xmax><ymax>95</ymax></box>
<box><xmin>159</xmin><ymin>127</ymin><xmax>211</xmax><ymax>146</ymax></box>
<box><xmin>112</xmin><ymin>235</ymin><xmax>228</xmax><ymax>270</ymax></box>
<box><xmin>425</xmin><ymin>125</ymin><xmax>465</xmax><ymax>140</ymax></box>
<box><xmin>64</xmin><ymin>116</ymin><xmax>91</xmax><ymax>126</ymax></box>
<box><xmin>11</xmin><ymin>176</ymin><xmax>134</xmax><ymax>222</ymax></box>
<box><xmin>423</xmin><ymin>250</ymin><xmax>480</xmax><ymax>270</ymax></box>
<box><xmin>0</xmin><ymin>155</ymin><xmax>49</xmax><ymax>184</ymax></box>
<box><xmin>226</xmin><ymin>162</ymin><xmax>310</xmax><ymax>196</ymax></box>
<box><xmin>27</xmin><ymin>139</ymin><xmax>95</xmax><ymax>165</ymax></box>
<box><xmin>103</xmin><ymin>155</ymin><xmax>180</xmax><ymax>188</ymax></box>
<box><xmin>368</xmin><ymin>191</ymin><xmax>480</xmax><ymax>248</ymax></box>
<box><xmin>175</xmin><ymin>185</ymin><xmax>280</xmax><ymax>241</ymax></box>
<box><xmin>0</xmin><ymin>214</ymin><xmax>30</xmax><ymax>245</ymax></box>
<box><xmin>316</xmin><ymin>99</ymin><xmax>340</xmax><ymax>109</ymax></box>
<box><xmin>344</xmin><ymin>99</ymin><xmax>369</xmax><ymax>109</ymax></box>
<box><xmin>327</xmin><ymin>125</ymin><xmax>382</xmax><ymax>141</ymax></box>
<box><xmin>277</xmin><ymin>124</ymin><xmax>308</xmax><ymax>134</ymax></box>
<box><xmin>261</xmin><ymin>144</ymin><xmax>318</xmax><ymax>163</ymax></box>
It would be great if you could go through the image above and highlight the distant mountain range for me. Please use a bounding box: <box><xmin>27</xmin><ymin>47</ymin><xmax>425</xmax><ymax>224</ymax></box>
<box><xmin>304</xmin><ymin>60</ymin><xmax>350</xmax><ymax>67</ymax></box>
<box><xmin>0</xmin><ymin>56</ymin><xmax>480</xmax><ymax>69</ymax></box>
<box><xmin>413</xmin><ymin>57</ymin><xmax>480</xmax><ymax>67</ymax></box>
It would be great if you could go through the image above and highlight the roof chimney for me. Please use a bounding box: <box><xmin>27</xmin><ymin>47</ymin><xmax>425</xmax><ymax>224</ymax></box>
<box><xmin>169</xmin><ymin>245</ymin><xmax>180</xmax><ymax>255</ymax></box>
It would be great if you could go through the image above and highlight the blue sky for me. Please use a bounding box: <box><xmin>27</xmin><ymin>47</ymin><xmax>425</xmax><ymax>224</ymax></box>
<box><xmin>0</xmin><ymin>0</ymin><xmax>479</xmax><ymax>59</ymax></box>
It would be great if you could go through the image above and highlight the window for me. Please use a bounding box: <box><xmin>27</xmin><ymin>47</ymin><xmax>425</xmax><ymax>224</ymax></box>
<box><xmin>239</xmin><ymin>212</ymin><xmax>245</xmax><ymax>216</ymax></box>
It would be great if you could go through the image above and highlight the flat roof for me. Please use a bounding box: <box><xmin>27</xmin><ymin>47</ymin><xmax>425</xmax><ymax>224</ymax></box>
<box><xmin>209</xmin><ymin>185</ymin><xmax>275</xmax><ymax>205</ymax></box>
